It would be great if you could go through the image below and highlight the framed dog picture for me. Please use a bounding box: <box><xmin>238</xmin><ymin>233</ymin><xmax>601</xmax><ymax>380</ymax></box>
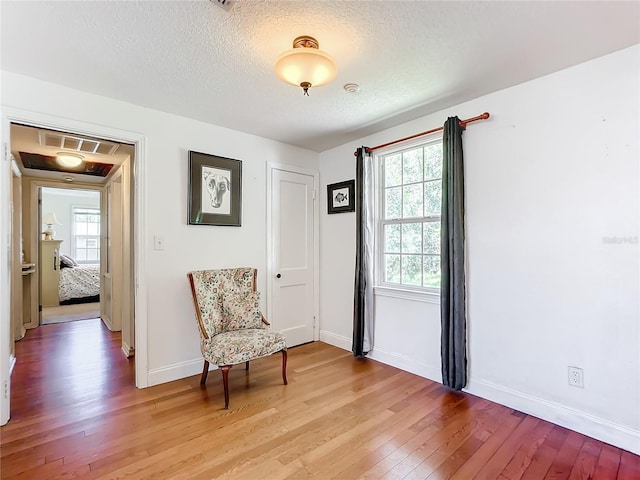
<box><xmin>327</xmin><ymin>180</ymin><xmax>355</xmax><ymax>214</ymax></box>
<box><xmin>188</xmin><ymin>151</ymin><xmax>242</xmax><ymax>226</ymax></box>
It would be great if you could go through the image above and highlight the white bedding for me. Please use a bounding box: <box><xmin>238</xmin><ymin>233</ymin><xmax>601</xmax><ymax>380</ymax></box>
<box><xmin>58</xmin><ymin>265</ymin><xmax>100</xmax><ymax>303</ymax></box>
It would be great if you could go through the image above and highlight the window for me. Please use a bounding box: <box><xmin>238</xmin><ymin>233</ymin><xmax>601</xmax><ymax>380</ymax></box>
<box><xmin>377</xmin><ymin>137</ymin><xmax>443</xmax><ymax>293</ymax></box>
<box><xmin>72</xmin><ymin>207</ymin><xmax>100</xmax><ymax>264</ymax></box>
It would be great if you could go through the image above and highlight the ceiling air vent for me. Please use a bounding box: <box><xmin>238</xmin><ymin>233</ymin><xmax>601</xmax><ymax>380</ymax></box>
<box><xmin>38</xmin><ymin>130</ymin><xmax>120</xmax><ymax>156</ymax></box>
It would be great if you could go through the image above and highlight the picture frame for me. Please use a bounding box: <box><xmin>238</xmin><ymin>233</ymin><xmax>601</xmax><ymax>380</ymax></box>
<box><xmin>327</xmin><ymin>180</ymin><xmax>355</xmax><ymax>214</ymax></box>
<box><xmin>188</xmin><ymin>151</ymin><xmax>242</xmax><ymax>226</ymax></box>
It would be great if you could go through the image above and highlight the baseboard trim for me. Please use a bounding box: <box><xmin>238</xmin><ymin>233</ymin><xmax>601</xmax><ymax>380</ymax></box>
<box><xmin>147</xmin><ymin>358</ymin><xmax>217</xmax><ymax>387</ymax></box>
<box><xmin>101</xmin><ymin>315</ymin><xmax>113</xmax><ymax>331</ymax></box>
<box><xmin>121</xmin><ymin>341</ymin><xmax>134</xmax><ymax>358</ymax></box>
<box><xmin>319</xmin><ymin>331</ymin><xmax>442</xmax><ymax>382</ymax></box>
<box><xmin>320</xmin><ymin>329</ymin><xmax>639</xmax><ymax>454</ymax></box>
<box><xmin>465</xmin><ymin>378</ymin><xmax>640</xmax><ymax>455</ymax></box>
<box><xmin>9</xmin><ymin>354</ymin><xmax>16</xmax><ymax>376</ymax></box>
<box><xmin>368</xmin><ymin>349</ymin><xmax>441</xmax><ymax>383</ymax></box>
<box><xmin>319</xmin><ymin>330</ymin><xmax>351</xmax><ymax>351</ymax></box>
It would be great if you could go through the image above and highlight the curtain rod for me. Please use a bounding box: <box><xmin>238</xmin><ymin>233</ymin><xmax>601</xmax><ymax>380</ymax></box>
<box><xmin>353</xmin><ymin>112</ymin><xmax>490</xmax><ymax>156</ymax></box>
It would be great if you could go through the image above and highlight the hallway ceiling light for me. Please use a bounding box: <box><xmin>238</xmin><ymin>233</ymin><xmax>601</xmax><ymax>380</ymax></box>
<box><xmin>275</xmin><ymin>36</ymin><xmax>337</xmax><ymax>96</ymax></box>
<box><xmin>56</xmin><ymin>152</ymin><xmax>84</xmax><ymax>168</ymax></box>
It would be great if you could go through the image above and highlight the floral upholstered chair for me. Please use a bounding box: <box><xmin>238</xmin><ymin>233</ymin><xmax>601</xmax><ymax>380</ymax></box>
<box><xmin>187</xmin><ymin>267</ymin><xmax>287</xmax><ymax>409</ymax></box>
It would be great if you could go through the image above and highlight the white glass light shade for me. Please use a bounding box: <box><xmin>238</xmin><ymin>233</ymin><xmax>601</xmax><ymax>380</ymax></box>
<box><xmin>56</xmin><ymin>152</ymin><xmax>84</xmax><ymax>168</ymax></box>
<box><xmin>275</xmin><ymin>47</ymin><xmax>337</xmax><ymax>88</ymax></box>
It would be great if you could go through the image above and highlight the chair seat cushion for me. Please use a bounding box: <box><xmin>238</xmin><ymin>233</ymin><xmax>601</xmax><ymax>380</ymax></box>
<box><xmin>203</xmin><ymin>329</ymin><xmax>286</xmax><ymax>366</ymax></box>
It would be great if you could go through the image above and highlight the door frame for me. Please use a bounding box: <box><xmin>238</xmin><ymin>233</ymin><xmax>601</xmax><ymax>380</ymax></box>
<box><xmin>31</xmin><ymin>181</ymin><xmax>104</xmax><ymax>328</ymax></box>
<box><xmin>0</xmin><ymin>107</ymin><xmax>149</xmax><ymax>425</ymax></box>
<box><xmin>266</xmin><ymin>162</ymin><xmax>320</xmax><ymax>341</ymax></box>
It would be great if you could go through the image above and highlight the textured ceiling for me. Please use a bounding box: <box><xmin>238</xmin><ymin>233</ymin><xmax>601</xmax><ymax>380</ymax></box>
<box><xmin>1</xmin><ymin>1</ymin><xmax>638</xmax><ymax>152</ymax></box>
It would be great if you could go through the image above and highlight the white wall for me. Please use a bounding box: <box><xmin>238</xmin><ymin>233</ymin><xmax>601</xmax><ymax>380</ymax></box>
<box><xmin>1</xmin><ymin>45</ymin><xmax>637</xmax><ymax>453</ymax></box>
<box><xmin>319</xmin><ymin>45</ymin><xmax>640</xmax><ymax>453</ymax></box>
<box><xmin>41</xmin><ymin>188</ymin><xmax>100</xmax><ymax>257</ymax></box>
<box><xmin>1</xmin><ymin>72</ymin><xmax>318</xmax><ymax>388</ymax></box>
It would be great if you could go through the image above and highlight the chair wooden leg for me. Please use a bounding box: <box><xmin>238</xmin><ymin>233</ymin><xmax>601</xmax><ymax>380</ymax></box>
<box><xmin>220</xmin><ymin>365</ymin><xmax>231</xmax><ymax>409</ymax></box>
<box><xmin>245</xmin><ymin>361</ymin><xmax>250</xmax><ymax>371</ymax></box>
<box><xmin>200</xmin><ymin>360</ymin><xmax>210</xmax><ymax>385</ymax></box>
<box><xmin>281</xmin><ymin>349</ymin><xmax>288</xmax><ymax>385</ymax></box>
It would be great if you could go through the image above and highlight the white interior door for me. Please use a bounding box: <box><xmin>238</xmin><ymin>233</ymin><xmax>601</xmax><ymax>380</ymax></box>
<box><xmin>269</xmin><ymin>166</ymin><xmax>317</xmax><ymax>347</ymax></box>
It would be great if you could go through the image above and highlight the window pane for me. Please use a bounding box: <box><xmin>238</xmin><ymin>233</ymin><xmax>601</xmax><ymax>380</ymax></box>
<box><xmin>384</xmin><ymin>154</ymin><xmax>402</xmax><ymax>187</ymax></box>
<box><xmin>424</xmin><ymin>180</ymin><xmax>442</xmax><ymax>217</ymax></box>
<box><xmin>384</xmin><ymin>224</ymin><xmax>400</xmax><ymax>253</ymax></box>
<box><xmin>424</xmin><ymin>143</ymin><xmax>443</xmax><ymax>180</ymax></box>
<box><xmin>76</xmin><ymin>214</ymin><xmax>87</xmax><ymax>223</ymax></box>
<box><xmin>401</xmin><ymin>223</ymin><xmax>422</xmax><ymax>254</ymax></box>
<box><xmin>75</xmin><ymin>223</ymin><xmax>87</xmax><ymax>235</ymax></box>
<box><xmin>76</xmin><ymin>250</ymin><xmax>87</xmax><ymax>261</ymax></box>
<box><xmin>423</xmin><ymin>222</ymin><xmax>440</xmax><ymax>254</ymax></box>
<box><xmin>378</xmin><ymin>141</ymin><xmax>443</xmax><ymax>292</ymax></box>
<box><xmin>87</xmin><ymin>223</ymin><xmax>99</xmax><ymax>236</ymax></box>
<box><xmin>86</xmin><ymin>238</ymin><xmax>98</xmax><ymax>248</ymax></box>
<box><xmin>403</xmin><ymin>184</ymin><xmax>423</xmax><ymax>218</ymax></box>
<box><xmin>401</xmin><ymin>255</ymin><xmax>422</xmax><ymax>286</ymax></box>
<box><xmin>87</xmin><ymin>249</ymin><xmax>99</xmax><ymax>261</ymax></box>
<box><xmin>385</xmin><ymin>187</ymin><xmax>402</xmax><ymax>219</ymax></box>
<box><xmin>424</xmin><ymin>255</ymin><xmax>440</xmax><ymax>288</ymax></box>
<box><xmin>402</xmin><ymin>148</ymin><xmax>423</xmax><ymax>184</ymax></box>
<box><xmin>76</xmin><ymin>238</ymin><xmax>87</xmax><ymax>248</ymax></box>
<box><xmin>385</xmin><ymin>254</ymin><xmax>400</xmax><ymax>283</ymax></box>
<box><xmin>89</xmin><ymin>214</ymin><xmax>100</xmax><ymax>223</ymax></box>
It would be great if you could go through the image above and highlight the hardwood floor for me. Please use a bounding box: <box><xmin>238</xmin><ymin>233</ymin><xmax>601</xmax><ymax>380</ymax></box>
<box><xmin>1</xmin><ymin>320</ymin><xmax>638</xmax><ymax>479</ymax></box>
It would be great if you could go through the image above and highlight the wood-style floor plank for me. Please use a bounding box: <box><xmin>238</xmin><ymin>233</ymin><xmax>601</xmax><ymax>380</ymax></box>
<box><xmin>1</xmin><ymin>318</ymin><xmax>638</xmax><ymax>479</ymax></box>
<box><xmin>618</xmin><ymin>451</ymin><xmax>640</xmax><ymax>479</ymax></box>
<box><xmin>592</xmin><ymin>444</ymin><xmax>622</xmax><ymax>479</ymax></box>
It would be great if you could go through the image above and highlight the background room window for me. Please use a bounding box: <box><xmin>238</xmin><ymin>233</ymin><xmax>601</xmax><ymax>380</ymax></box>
<box><xmin>73</xmin><ymin>207</ymin><xmax>100</xmax><ymax>264</ymax></box>
<box><xmin>379</xmin><ymin>138</ymin><xmax>443</xmax><ymax>291</ymax></box>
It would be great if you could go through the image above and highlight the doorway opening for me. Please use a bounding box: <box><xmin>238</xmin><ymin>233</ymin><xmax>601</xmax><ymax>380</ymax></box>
<box><xmin>6</xmin><ymin>119</ymin><xmax>141</xmax><ymax>424</ymax></box>
<box><xmin>39</xmin><ymin>186</ymin><xmax>102</xmax><ymax>326</ymax></box>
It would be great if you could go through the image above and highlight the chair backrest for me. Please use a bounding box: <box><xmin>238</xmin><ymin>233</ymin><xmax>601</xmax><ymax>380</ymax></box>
<box><xmin>187</xmin><ymin>267</ymin><xmax>257</xmax><ymax>339</ymax></box>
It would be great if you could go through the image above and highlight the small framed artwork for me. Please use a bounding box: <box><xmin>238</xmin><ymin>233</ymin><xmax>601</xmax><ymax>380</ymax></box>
<box><xmin>188</xmin><ymin>151</ymin><xmax>242</xmax><ymax>226</ymax></box>
<box><xmin>327</xmin><ymin>180</ymin><xmax>355</xmax><ymax>214</ymax></box>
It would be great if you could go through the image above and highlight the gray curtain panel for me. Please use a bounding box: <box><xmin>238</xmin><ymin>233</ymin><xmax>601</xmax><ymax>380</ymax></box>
<box><xmin>441</xmin><ymin>117</ymin><xmax>467</xmax><ymax>390</ymax></box>
<box><xmin>353</xmin><ymin>146</ymin><xmax>374</xmax><ymax>357</ymax></box>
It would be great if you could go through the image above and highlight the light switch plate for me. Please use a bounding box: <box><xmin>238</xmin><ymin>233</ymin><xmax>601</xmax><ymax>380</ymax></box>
<box><xmin>154</xmin><ymin>235</ymin><xmax>165</xmax><ymax>250</ymax></box>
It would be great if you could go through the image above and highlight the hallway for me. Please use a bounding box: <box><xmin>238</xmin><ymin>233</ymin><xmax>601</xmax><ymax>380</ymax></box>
<box><xmin>9</xmin><ymin>319</ymin><xmax>133</xmax><ymax>421</ymax></box>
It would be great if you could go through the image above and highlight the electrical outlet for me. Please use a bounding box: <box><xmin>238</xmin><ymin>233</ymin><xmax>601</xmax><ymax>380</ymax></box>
<box><xmin>568</xmin><ymin>366</ymin><xmax>584</xmax><ymax>388</ymax></box>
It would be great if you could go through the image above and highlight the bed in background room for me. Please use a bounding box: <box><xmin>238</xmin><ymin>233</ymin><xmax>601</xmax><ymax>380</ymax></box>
<box><xmin>58</xmin><ymin>255</ymin><xmax>101</xmax><ymax>305</ymax></box>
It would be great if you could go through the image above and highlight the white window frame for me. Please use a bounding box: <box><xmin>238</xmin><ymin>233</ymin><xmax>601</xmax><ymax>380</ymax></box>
<box><xmin>71</xmin><ymin>205</ymin><xmax>101</xmax><ymax>265</ymax></box>
<box><xmin>373</xmin><ymin>133</ymin><xmax>442</xmax><ymax>304</ymax></box>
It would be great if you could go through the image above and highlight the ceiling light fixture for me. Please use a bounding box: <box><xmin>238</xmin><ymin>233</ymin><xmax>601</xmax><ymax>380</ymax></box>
<box><xmin>56</xmin><ymin>152</ymin><xmax>84</xmax><ymax>168</ymax></box>
<box><xmin>275</xmin><ymin>36</ymin><xmax>337</xmax><ymax>96</ymax></box>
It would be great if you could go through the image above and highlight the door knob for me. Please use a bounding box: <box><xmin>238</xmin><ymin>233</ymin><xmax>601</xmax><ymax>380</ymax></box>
<box><xmin>276</xmin><ymin>273</ymin><xmax>281</xmax><ymax>278</ymax></box>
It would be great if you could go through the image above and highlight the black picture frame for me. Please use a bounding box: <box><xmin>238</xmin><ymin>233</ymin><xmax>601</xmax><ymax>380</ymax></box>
<box><xmin>327</xmin><ymin>180</ymin><xmax>355</xmax><ymax>214</ymax></box>
<box><xmin>188</xmin><ymin>151</ymin><xmax>242</xmax><ymax>226</ymax></box>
